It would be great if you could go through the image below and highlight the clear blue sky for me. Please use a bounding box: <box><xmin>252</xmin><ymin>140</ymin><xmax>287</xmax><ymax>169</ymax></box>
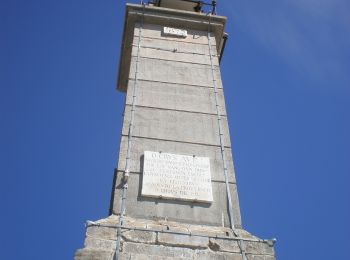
<box><xmin>1</xmin><ymin>0</ymin><xmax>349</xmax><ymax>259</ymax></box>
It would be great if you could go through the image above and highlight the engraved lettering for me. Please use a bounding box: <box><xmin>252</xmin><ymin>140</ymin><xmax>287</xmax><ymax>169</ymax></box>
<box><xmin>141</xmin><ymin>151</ymin><xmax>213</xmax><ymax>203</ymax></box>
<box><xmin>163</xmin><ymin>27</ymin><xmax>188</xmax><ymax>38</ymax></box>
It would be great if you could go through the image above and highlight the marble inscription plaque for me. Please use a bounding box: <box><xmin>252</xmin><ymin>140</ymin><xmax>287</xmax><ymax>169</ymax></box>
<box><xmin>141</xmin><ymin>151</ymin><xmax>213</xmax><ymax>203</ymax></box>
<box><xmin>163</xmin><ymin>26</ymin><xmax>187</xmax><ymax>37</ymax></box>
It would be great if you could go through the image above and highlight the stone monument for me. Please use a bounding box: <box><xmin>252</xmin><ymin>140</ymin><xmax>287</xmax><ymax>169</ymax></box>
<box><xmin>75</xmin><ymin>1</ymin><xmax>276</xmax><ymax>259</ymax></box>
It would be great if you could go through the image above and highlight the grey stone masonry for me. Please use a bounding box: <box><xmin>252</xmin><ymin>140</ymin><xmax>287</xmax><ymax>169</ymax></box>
<box><xmin>110</xmin><ymin>3</ymin><xmax>240</xmax><ymax>228</ymax></box>
<box><xmin>75</xmin><ymin>3</ymin><xmax>276</xmax><ymax>259</ymax></box>
<box><xmin>75</xmin><ymin>216</ymin><xmax>275</xmax><ymax>260</ymax></box>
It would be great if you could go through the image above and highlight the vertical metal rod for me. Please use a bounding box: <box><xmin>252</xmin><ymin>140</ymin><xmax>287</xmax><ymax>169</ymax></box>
<box><xmin>207</xmin><ymin>13</ymin><xmax>235</xmax><ymax>231</ymax></box>
<box><xmin>114</xmin><ymin>5</ymin><xmax>145</xmax><ymax>260</ymax></box>
<box><xmin>239</xmin><ymin>240</ymin><xmax>247</xmax><ymax>260</ymax></box>
<box><xmin>207</xmin><ymin>13</ymin><xmax>247</xmax><ymax>260</ymax></box>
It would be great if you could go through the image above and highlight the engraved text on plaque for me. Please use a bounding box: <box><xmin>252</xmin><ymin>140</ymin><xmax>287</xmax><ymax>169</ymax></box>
<box><xmin>141</xmin><ymin>151</ymin><xmax>213</xmax><ymax>203</ymax></box>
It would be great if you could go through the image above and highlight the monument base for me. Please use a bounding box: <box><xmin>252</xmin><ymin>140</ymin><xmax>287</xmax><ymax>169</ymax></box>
<box><xmin>75</xmin><ymin>215</ymin><xmax>275</xmax><ymax>260</ymax></box>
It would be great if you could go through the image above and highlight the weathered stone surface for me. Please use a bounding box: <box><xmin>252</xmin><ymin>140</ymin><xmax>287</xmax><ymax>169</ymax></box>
<box><xmin>74</xmin><ymin>249</ymin><xmax>114</xmax><ymax>260</ymax></box>
<box><xmin>123</xmin><ymin>242</ymin><xmax>194</xmax><ymax>258</ymax></box>
<box><xmin>209</xmin><ymin>238</ymin><xmax>241</xmax><ymax>253</ymax></box>
<box><xmin>84</xmin><ymin>236</ymin><xmax>116</xmax><ymax>251</ymax></box>
<box><xmin>120</xmin><ymin>253</ymin><xmax>193</xmax><ymax>260</ymax></box>
<box><xmin>126</xmin><ymin>79</ymin><xmax>227</xmax><ymax>115</ymax></box>
<box><xmin>86</xmin><ymin>225</ymin><xmax>117</xmax><ymax>241</ymax></box>
<box><xmin>246</xmin><ymin>255</ymin><xmax>276</xmax><ymax>260</ymax></box>
<box><xmin>194</xmin><ymin>250</ymin><xmax>244</xmax><ymax>260</ymax></box>
<box><xmin>122</xmin><ymin>105</ymin><xmax>231</xmax><ymax>147</ymax></box>
<box><xmin>76</xmin><ymin>216</ymin><xmax>275</xmax><ymax>259</ymax></box>
<box><xmin>245</xmin><ymin>241</ymin><xmax>275</xmax><ymax>255</ymax></box>
<box><xmin>158</xmin><ymin>232</ymin><xmax>209</xmax><ymax>249</ymax></box>
<box><xmin>116</xmin><ymin>136</ymin><xmax>236</xmax><ymax>183</ymax></box>
<box><xmin>122</xmin><ymin>229</ymin><xmax>156</xmax><ymax>244</ymax></box>
<box><xmin>193</xmin><ymin>227</ymin><xmax>230</xmax><ymax>238</ymax></box>
<box><xmin>112</xmin><ymin>173</ymin><xmax>241</xmax><ymax>227</ymax></box>
<box><xmin>232</xmin><ymin>228</ymin><xmax>260</xmax><ymax>240</ymax></box>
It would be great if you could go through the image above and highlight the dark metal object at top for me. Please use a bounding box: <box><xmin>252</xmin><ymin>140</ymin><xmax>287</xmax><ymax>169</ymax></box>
<box><xmin>151</xmin><ymin>0</ymin><xmax>217</xmax><ymax>14</ymax></box>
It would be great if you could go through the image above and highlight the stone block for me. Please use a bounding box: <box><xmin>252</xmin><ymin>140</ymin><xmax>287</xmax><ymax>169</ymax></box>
<box><xmin>126</xmin><ymin>79</ymin><xmax>227</xmax><ymax>115</ymax></box>
<box><xmin>116</xmin><ymin>136</ymin><xmax>236</xmax><ymax>183</ymax></box>
<box><xmin>191</xmin><ymin>226</ymin><xmax>230</xmax><ymax>238</ymax></box>
<box><xmin>129</xmin><ymin>57</ymin><xmax>223</xmax><ymax>88</ymax></box>
<box><xmin>123</xmin><ymin>242</ymin><xmax>194</xmax><ymax>258</ymax></box>
<box><xmin>232</xmin><ymin>228</ymin><xmax>259</xmax><ymax>240</ymax></box>
<box><xmin>158</xmin><ymin>232</ymin><xmax>209</xmax><ymax>249</ymax></box>
<box><xmin>74</xmin><ymin>249</ymin><xmax>114</xmax><ymax>260</ymax></box>
<box><xmin>131</xmin><ymin>45</ymin><xmax>218</xmax><ymax>66</ymax></box>
<box><xmin>137</xmin><ymin>37</ymin><xmax>214</xmax><ymax>56</ymax></box>
<box><xmin>194</xmin><ymin>250</ymin><xmax>244</xmax><ymax>260</ymax></box>
<box><xmin>121</xmin><ymin>106</ymin><xmax>231</xmax><ymax>147</ymax></box>
<box><xmin>111</xmin><ymin>172</ymin><xmax>242</xmax><ymax>227</ymax></box>
<box><xmin>246</xmin><ymin>255</ymin><xmax>276</xmax><ymax>260</ymax></box>
<box><xmin>122</xmin><ymin>229</ymin><xmax>156</xmax><ymax>244</ymax></box>
<box><xmin>245</xmin><ymin>241</ymin><xmax>275</xmax><ymax>255</ymax></box>
<box><xmin>120</xmin><ymin>253</ymin><xmax>193</xmax><ymax>260</ymax></box>
<box><xmin>84</xmin><ymin>236</ymin><xmax>116</xmax><ymax>251</ymax></box>
<box><xmin>86</xmin><ymin>225</ymin><xmax>117</xmax><ymax>241</ymax></box>
<box><xmin>208</xmin><ymin>238</ymin><xmax>241</xmax><ymax>253</ymax></box>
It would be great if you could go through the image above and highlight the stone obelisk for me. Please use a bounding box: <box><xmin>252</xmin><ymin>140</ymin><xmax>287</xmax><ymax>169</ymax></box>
<box><xmin>75</xmin><ymin>2</ymin><xmax>276</xmax><ymax>259</ymax></box>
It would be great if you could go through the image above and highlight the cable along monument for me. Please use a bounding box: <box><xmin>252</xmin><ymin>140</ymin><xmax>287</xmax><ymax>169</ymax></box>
<box><xmin>75</xmin><ymin>1</ymin><xmax>276</xmax><ymax>259</ymax></box>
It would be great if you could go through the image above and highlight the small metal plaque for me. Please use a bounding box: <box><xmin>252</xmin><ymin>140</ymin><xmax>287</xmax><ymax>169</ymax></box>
<box><xmin>163</xmin><ymin>26</ymin><xmax>188</xmax><ymax>38</ymax></box>
<box><xmin>141</xmin><ymin>151</ymin><xmax>213</xmax><ymax>203</ymax></box>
